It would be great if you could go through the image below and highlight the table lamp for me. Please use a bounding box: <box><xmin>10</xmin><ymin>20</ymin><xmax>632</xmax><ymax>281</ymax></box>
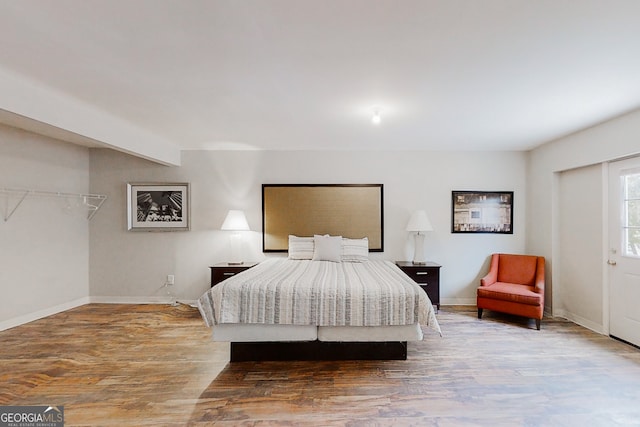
<box><xmin>406</xmin><ymin>210</ymin><xmax>433</xmax><ymax>265</ymax></box>
<box><xmin>221</xmin><ymin>209</ymin><xmax>250</xmax><ymax>265</ymax></box>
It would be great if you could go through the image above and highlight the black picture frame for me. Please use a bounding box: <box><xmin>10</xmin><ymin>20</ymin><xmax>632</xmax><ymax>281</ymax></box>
<box><xmin>127</xmin><ymin>182</ymin><xmax>190</xmax><ymax>231</ymax></box>
<box><xmin>262</xmin><ymin>184</ymin><xmax>384</xmax><ymax>252</ymax></box>
<box><xmin>451</xmin><ymin>191</ymin><xmax>513</xmax><ymax>234</ymax></box>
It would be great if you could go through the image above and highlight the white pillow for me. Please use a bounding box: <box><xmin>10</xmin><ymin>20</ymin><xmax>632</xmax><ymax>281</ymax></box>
<box><xmin>288</xmin><ymin>235</ymin><xmax>314</xmax><ymax>260</ymax></box>
<box><xmin>312</xmin><ymin>234</ymin><xmax>342</xmax><ymax>262</ymax></box>
<box><xmin>341</xmin><ymin>237</ymin><xmax>369</xmax><ymax>262</ymax></box>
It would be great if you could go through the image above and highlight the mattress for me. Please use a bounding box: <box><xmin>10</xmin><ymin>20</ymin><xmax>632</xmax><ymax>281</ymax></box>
<box><xmin>209</xmin><ymin>323</ymin><xmax>424</xmax><ymax>342</ymax></box>
<box><xmin>197</xmin><ymin>258</ymin><xmax>441</xmax><ymax>341</ymax></box>
<box><xmin>211</xmin><ymin>323</ymin><xmax>317</xmax><ymax>342</ymax></box>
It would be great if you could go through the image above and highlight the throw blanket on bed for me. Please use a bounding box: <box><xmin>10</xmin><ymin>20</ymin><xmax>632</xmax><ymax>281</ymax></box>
<box><xmin>198</xmin><ymin>259</ymin><xmax>441</xmax><ymax>334</ymax></box>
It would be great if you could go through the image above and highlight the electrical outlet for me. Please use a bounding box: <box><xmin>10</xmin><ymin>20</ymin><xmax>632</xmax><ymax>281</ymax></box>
<box><xmin>167</xmin><ymin>274</ymin><xmax>175</xmax><ymax>285</ymax></box>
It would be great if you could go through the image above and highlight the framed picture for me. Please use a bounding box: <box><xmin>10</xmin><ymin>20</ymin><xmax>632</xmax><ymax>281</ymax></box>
<box><xmin>127</xmin><ymin>183</ymin><xmax>190</xmax><ymax>231</ymax></box>
<box><xmin>451</xmin><ymin>191</ymin><xmax>513</xmax><ymax>234</ymax></box>
<box><xmin>262</xmin><ymin>184</ymin><xmax>384</xmax><ymax>252</ymax></box>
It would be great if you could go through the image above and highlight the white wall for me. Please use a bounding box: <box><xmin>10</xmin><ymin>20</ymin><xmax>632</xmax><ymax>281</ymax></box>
<box><xmin>527</xmin><ymin>107</ymin><xmax>640</xmax><ymax>332</ymax></box>
<box><xmin>0</xmin><ymin>124</ymin><xmax>91</xmax><ymax>329</ymax></box>
<box><xmin>558</xmin><ymin>164</ymin><xmax>604</xmax><ymax>329</ymax></box>
<box><xmin>89</xmin><ymin>149</ymin><xmax>528</xmax><ymax>305</ymax></box>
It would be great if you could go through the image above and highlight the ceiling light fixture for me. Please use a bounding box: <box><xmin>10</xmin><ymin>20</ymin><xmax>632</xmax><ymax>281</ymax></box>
<box><xmin>371</xmin><ymin>108</ymin><xmax>382</xmax><ymax>125</ymax></box>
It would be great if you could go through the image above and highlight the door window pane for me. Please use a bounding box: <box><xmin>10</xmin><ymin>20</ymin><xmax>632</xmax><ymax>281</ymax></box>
<box><xmin>623</xmin><ymin>172</ymin><xmax>640</xmax><ymax>257</ymax></box>
<box><xmin>625</xmin><ymin>228</ymin><xmax>640</xmax><ymax>256</ymax></box>
<box><xmin>626</xmin><ymin>200</ymin><xmax>640</xmax><ymax>227</ymax></box>
<box><xmin>626</xmin><ymin>174</ymin><xmax>640</xmax><ymax>199</ymax></box>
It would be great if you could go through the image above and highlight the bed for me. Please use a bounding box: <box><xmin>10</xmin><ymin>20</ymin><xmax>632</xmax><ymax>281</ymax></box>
<box><xmin>197</xmin><ymin>184</ymin><xmax>441</xmax><ymax>361</ymax></box>
<box><xmin>197</xmin><ymin>243</ymin><xmax>441</xmax><ymax>361</ymax></box>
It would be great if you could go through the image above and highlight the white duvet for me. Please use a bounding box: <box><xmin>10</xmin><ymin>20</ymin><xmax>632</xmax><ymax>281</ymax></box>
<box><xmin>198</xmin><ymin>259</ymin><xmax>441</xmax><ymax>335</ymax></box>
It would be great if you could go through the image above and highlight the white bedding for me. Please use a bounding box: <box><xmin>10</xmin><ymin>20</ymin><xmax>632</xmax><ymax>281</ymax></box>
<box><xmin>198</xmin><ymin>258</ymin><xmax>441</xmax><ymax>338</ymax></box>
<box><xmin>211</xmin><ymin>323</ymin><xmax>318</xmax><ymax>342</ymax></box>
<box><xmin>210</xmin><ymin>323</ymin><xmax>424</xmax><ymax>342</ymax></box>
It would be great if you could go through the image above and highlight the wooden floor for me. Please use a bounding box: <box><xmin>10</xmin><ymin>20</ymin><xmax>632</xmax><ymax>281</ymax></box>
<box><xmin>1</xmin><ymin>304</ymin><xmax>639</xmax><ymax>426</ymax></box>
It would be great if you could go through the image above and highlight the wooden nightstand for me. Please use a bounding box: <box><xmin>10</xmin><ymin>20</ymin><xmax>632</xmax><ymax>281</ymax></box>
<box><xmin>210</xmin><ymin>262</ymin><xmax>259</xmax><ymax>287</ymax></box>
<box><xmin>396</xmin><ymin>261</ymin><xmax>441</xmax><ymax>311</ymax></box>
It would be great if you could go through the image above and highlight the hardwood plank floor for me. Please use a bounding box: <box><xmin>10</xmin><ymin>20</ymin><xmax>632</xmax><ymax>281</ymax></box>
<box><xmin>1</xmin><ymin>304</ymin><xmax>639</xmax><ymax>426</ymax></box>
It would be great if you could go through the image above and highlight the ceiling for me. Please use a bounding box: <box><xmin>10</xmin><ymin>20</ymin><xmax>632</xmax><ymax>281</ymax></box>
<box><xmin>1</xmin><ymin>0</ymin><xmax>640</xmax><ymax>158</ymax></box>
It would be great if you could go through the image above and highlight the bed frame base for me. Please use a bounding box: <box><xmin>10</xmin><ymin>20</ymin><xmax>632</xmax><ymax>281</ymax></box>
<box><xmin>230</xmin><ymin>341</ymin><xmax>407</xmax><ymax>362</ymax></box>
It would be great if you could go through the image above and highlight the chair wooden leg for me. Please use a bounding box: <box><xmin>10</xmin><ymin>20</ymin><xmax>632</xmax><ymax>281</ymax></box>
<box><xmin>477</xmin><ymin>308</ymin><xmax>483</xmax><ymax>319</ymax></box>
<box><xmin>535</xmin><ymin>319</ymin><xmax>541</xmax><ymax>330</ymax></box>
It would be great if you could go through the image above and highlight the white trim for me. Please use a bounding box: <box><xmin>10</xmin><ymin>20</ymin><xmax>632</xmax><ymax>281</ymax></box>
<box><xmin>90</xmin><ymin>296</ymin><xmax>171</xmax><ymax>304</ymax></box>
<box><xmin>441</xmin><ymin>297</ymin><xmax>476</xmax><ymax>306</ymax></box>
<box><xmin>89</xmin><ymin>296</ymin><xmax>196</xmax><ymax>306</ymax></box>
<box><xmin>601</xmin><ymin>162</ymin><xmax>610</xmax><ymax>335</ymax></box>
<box><xmin>0</xmin><ymin>297</ymin><xmax>90</xmax><ymax>331</ymax></box>
<box><xmin>0</xmin><ymin>297</ymin><xmax>199</xmax><ymax>331</ymax></box>
<box><xmin>554</xmin><ymin>308</ymin><xmax>606</xmax><ymax>335</ymax></box>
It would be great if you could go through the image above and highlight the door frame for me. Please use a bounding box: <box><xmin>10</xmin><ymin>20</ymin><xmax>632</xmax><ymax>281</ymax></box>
<box><xmin>602</xmin><ymin>162</ymin><xmax>610</xmax><ymax>336</ymax></box>
<box><xmin>605</xmin><ymin>155</ymin><xmax>640</xmax><ymax>342</ymax></box>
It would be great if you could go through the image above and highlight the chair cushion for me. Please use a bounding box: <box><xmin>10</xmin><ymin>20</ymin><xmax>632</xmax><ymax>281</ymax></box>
<box><xmin>477</xmin><ymin>282</ymin><xmax>542</xmax><ymax>306</ymax></box>
<box><xmin>496</xmin><ymin>254</ymin><xmax>538</xmax><ymax>286</ymax></box>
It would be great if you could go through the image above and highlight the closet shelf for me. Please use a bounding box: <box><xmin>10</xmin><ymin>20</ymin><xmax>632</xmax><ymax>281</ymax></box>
<box><xmin>1</xmin><ymin>187</ymin><xmax>107</xmax><ymax>221</ymax></box>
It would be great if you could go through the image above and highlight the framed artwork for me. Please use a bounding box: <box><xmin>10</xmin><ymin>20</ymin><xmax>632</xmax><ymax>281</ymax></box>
<box><xmin>127</xmin><ymin>183</ymin><xmax>190</xmax><ymax>231</ymax></box>
<box><xmin>451</xmin><ymin>191</ymin><xmax>513</xmax><ymax>234</ymax></box>
<box><xmin>262</xmin><ymin>184</ymin><xmax>384</xmax><ymax>252</ymax></box>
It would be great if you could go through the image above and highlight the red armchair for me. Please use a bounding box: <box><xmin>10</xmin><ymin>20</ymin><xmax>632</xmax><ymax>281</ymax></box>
<box><xmin>477</xmin><ymin>253</ymin><xmax>545</xmax><ymax>330</ymax></box>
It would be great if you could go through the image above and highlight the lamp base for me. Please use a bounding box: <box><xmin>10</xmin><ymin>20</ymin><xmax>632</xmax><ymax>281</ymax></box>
<box><xmin>412</xmin><ymin>261</ymin><xmax>427</xmax><ymax>265</ymax></box>
<box><xmin>228</xmin><ymin>232</ymin><xmax>244</xmax><ymax>265</ymax></box>
<box><xmin>412</xmin><ymin>232</ymin><xmax>426</xmax><ymax>264</ymax></box>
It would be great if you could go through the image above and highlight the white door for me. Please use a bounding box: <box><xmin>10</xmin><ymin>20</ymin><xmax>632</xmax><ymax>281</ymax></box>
<box><xmin>608</xmin><ymin>157</ymin><xmax>640</xmax><ymax>347</ymax></box>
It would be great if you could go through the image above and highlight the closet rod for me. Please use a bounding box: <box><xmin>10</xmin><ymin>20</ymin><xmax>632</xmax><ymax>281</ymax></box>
<box><xmin>1</xmin><ymin>187</ymin><xmax>107</xmax><ymax>221</ymax></box>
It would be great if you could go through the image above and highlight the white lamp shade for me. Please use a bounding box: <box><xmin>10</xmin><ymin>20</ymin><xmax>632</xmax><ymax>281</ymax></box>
<box><xmin>221</xmin><ymin>210</ymin><xmax>250</xmax><ymax>231</ymax></box>
<box><xmin>406</xmin><ymin>210</ymin><xmax>434</xmax><ymax>232</ymax></box>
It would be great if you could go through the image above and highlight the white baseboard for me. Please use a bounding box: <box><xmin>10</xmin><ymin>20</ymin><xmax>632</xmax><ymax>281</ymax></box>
<box><xmin>553</xmin><ymin>309</ymin><xmax>605</xmax><ymax>335</ymax></box>
<box><xmin>441</xmin><ymin>297</ymin><xmax>476</xmax><ymax>306</ymax></box>
<box><xmin>1</xmin><ymin>297</ymin><xmax>199</xmax><ymax>331</ymax></box>
<box><xmin>89</xmin><ymin>296</ymin><xmax>197</xmax><ymax>305</ymax></box>
<box><xmin>90</xmin><ymin>296</ymin><xmax>176</xmax><ymax>304</ymax></box>
<box><xmin>0</xmin><ymin>297</ymin><xmax>90</xmax><ymax>332</ymax></box>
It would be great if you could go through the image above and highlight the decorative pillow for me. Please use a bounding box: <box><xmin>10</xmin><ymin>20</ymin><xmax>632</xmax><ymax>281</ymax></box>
<box><xmin>312</xmin><ymin>234</ymin><xmax>343</xmax><ymax>262</ymax></box>
<box><xmin>288</xmin><ymin>235</ymin><xmax>314</xmax><ymax>260</ymax></box>
<box><xmin>341</xmin><ymin>237</ymin><xmax>369</xmax><ymax>262</ymax></box>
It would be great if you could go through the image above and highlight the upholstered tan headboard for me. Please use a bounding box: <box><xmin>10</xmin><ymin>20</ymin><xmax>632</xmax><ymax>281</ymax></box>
<box><xmin>262</xmin><ymin>184</ymin><xmax>384</xmax><ymax>252</ymax></box>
